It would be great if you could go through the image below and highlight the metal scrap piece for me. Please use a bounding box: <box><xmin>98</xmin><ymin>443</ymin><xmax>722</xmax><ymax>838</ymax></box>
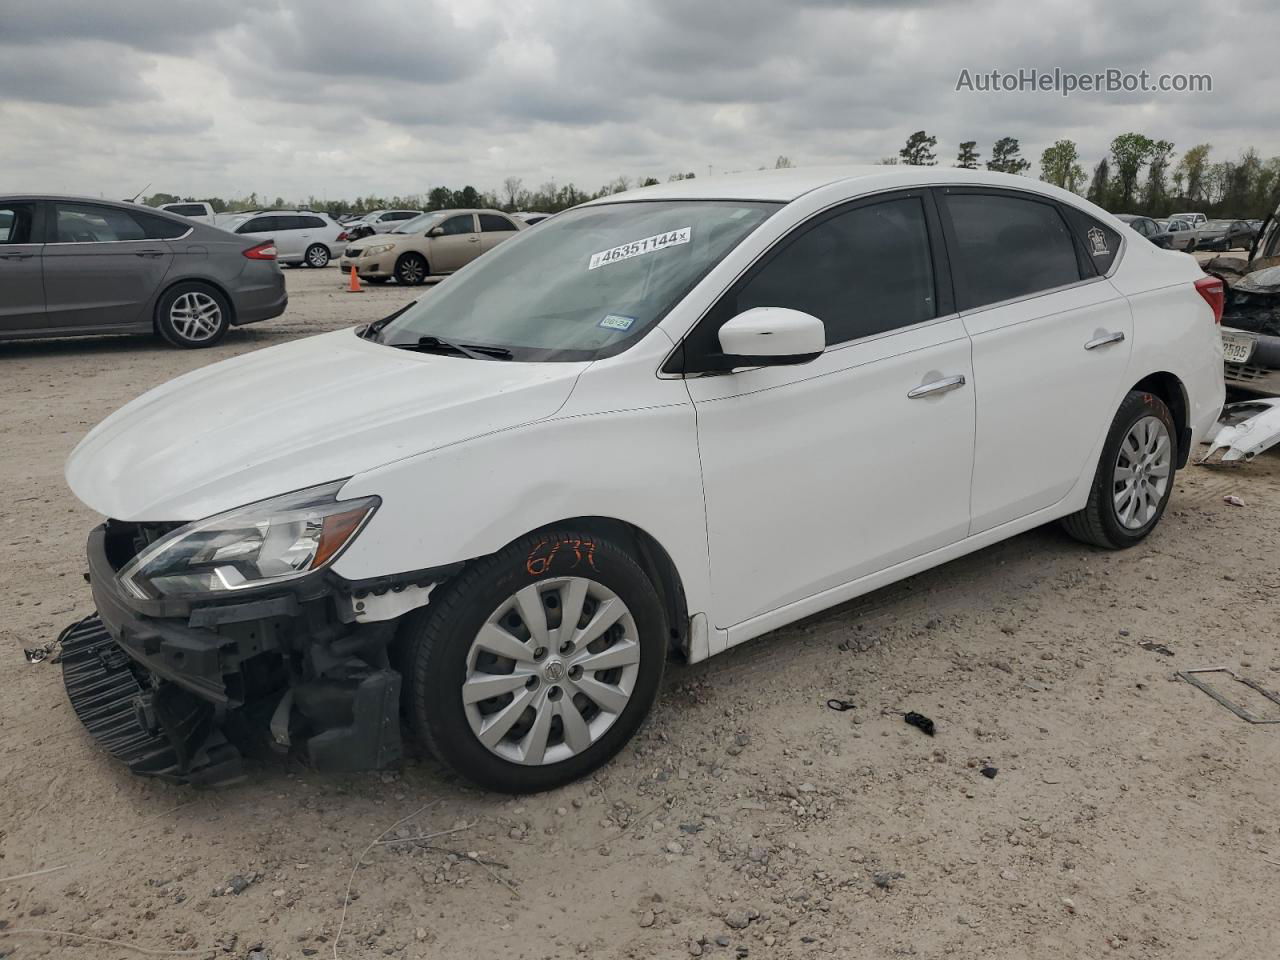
<box><xmin>1178</xmin><ymin>669</ymin><xmax>1280</xmax><ymax>724</ymax></box>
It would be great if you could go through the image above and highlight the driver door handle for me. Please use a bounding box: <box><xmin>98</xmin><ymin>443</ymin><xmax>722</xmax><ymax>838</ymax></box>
<box><xmin>0</xmin><ymin>252</ymin><xmax>34</xmax><ymax>260</ymax></box>
<box><xmin>133</xmin><ymin>249</ymin><xmax>166</xmax><ymax>258</ymax></box>
<box><xmin>1084</xmin><ymin>331</ymin><xmax>1125</xmax><ymax>350</ymax></box>
<box><xmin>907</xmin><ymin>375</ymin><xmax>966</xmax><ymax>399</ymax></box>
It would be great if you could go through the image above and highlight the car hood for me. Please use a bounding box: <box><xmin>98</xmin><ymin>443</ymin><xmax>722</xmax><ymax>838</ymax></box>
<box><xmin>66</xmin><ymin>328</ymin><xmax>586</xmax><ymax>521</ymax></box>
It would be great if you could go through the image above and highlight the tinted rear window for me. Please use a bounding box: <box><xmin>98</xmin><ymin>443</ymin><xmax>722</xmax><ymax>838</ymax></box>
<box><xmin>943</xmin><ymin>192</ymin><xmax>1083</xmax><ymax>310</ymax></box>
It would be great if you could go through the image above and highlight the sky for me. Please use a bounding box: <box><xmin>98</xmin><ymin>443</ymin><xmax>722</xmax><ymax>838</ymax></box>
<box><xmin>1</xmin><ymin>0</ymin><xmax>1274</xmax><ymax>202</ymax></box>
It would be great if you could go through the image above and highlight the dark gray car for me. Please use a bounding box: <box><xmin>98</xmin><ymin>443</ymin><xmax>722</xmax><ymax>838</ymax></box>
<box><xmin>0</xmin><ymin>195</ymin><xmax>287</xmax><ymax>348</ymax></box>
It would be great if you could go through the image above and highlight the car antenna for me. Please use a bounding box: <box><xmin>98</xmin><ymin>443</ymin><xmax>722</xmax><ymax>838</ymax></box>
<box><xmin>127</xmin><ymin>182</ymin><xmax>152</xmax><ymax>204</ymax></box>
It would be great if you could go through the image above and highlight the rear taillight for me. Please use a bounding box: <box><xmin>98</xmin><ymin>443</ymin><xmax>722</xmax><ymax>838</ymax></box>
<box><xmin>243</xmin><ymin>242</ymin><xmax>277</xmax><ymax>260</ymax></box>
<box><xmin>337</xmin><ymin>231</ymin><xmax>349</xmax><ymax>242</ymax></box>
<box><xmin>1194</xmin><ymin>275</ymin><xmax>1224</xmax><ymax>324</ymax></box>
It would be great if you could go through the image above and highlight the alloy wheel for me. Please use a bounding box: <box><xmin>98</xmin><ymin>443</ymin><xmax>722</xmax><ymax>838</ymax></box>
<box><xmin>1113</xmin><ymin>415</ymin><xmax>1171</xmax><ymax>530</ymax></box>
<box><xmin>307</xmin><ymin>245</ymin><xmax>329</xmax><ymax>267</ymax></box>
<box><xmin>462</xmin><ymin>577</ymin><xmax>641</xmax><ymax>766</ymax></box>
<box><xmin>169</xmin><ymin>292</ymin><xmax>223</xmax><ymax>343</ymax></box>
<box><xmin>397</xmin><ymin>256</ymin><xmax>426</xmax><ymax>284</ymax></box>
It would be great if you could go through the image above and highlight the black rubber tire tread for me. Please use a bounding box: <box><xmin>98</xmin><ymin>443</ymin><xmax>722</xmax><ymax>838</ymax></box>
<box><xmin>403</xmin><ymin>526</ymin><xmax>667</xmax><ymax>793</ymax></box>
<box><xmin>394</xmin><ymin>253</ymin><xmax>428</xmax><ymax>285</ymax></box>
<box><xmin>1061</xmin><ymin>390</ymin><xmax>1176</xmax><ymax>549</ymax></box>
<box><xmin>154</xmin><ymin>281</ymin><xmax>231</xmax><ymax>349</ymax></box>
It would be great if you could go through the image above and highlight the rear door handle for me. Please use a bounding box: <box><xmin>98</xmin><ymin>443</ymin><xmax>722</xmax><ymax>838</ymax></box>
<box><xmin>1084</xmin><ymin>331</ymin><xmax>1125</xmax><ymax>350</ymax></box>
<box><xmin>907</xmin><ymin>374</ymin><xmax>966</xmax><ymax>399</ymax></box>
<box><xmin>0</xmin><ymin>252</ymin><xmax>34</xmax><ymax>260</ymax></box>
<box><xmin>134</xmin><ymin>249</ymin><xmax>166</xmax><ymax>258</ymax></box>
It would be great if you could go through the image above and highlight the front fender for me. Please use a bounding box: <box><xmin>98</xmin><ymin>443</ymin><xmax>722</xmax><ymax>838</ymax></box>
<box><xmin>331</xmin><ymin>403</ymin><xmax>712</xmax><ymax>619</ymax></box>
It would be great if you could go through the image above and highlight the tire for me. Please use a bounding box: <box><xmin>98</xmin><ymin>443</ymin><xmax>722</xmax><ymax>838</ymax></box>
<box><xmin>305</xmin><ymin>244</ymin><xmax>330</xmax><ymax>268</ymax></box>
<box><xmin>394</xmin><ymin>253</ymin><xmax>428</xmax><ymax>285</ymax></box>
<box><xmin>1061</xmin><ymin>390</ymin><xmax>1177</xmax><ymax>549</ymax></box>
<box><xmin>155</xmin><ymin>282</ymin><xmax>231</xmax><ymax>348</ymax></box>
<box><xmin>1186</xmin><ymin>239</ymin><xmax>1198</xmax><ymax>253</ymax></box>
<box><xmin>403</xmin><ymin>527</ymin><xmax>667</xmax><ymax>793</ymax></box>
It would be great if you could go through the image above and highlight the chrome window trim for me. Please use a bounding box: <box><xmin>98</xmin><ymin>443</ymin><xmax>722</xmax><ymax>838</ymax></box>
<box><xmin>43</xmin><ymin>227</ymin><xmax>194</xmax><ymax>246</ymax></box>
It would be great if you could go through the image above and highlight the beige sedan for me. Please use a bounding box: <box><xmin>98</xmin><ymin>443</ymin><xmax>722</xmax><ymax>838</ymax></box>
<box><xmin>339</xmin><ymin>209</ymin><xmax>525</xmax><ymax>285</ymax></box>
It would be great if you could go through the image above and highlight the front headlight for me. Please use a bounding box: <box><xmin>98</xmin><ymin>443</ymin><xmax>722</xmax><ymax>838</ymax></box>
<box><xmin>118</xmin><ymin>481</ymin><xmax>379</xmax><ymax>599</ymax></box>
<box><xmin>363</xmin><ymin>242</ymin><xmax>395</xmax><ymax>256</ymax></box>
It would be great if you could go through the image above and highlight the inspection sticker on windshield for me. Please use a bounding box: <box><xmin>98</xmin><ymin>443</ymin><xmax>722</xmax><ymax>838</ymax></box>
<box><xmin>589</xmin><ymin>227</ymin><xmax>691</xmax><ymax>270</ymax></box>
<box><xmin>1087</xmin><ymin>226</ymin><xmax>1110</xmax><ymax>256</ymax></box>
<box><xmin>598</xmin><ymin>314</ymin><xmax>636</xmax><ymax>332</ymax></box>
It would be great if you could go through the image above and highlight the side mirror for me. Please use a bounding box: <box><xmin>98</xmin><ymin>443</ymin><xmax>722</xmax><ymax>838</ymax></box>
<box><xmin>427</xmin><ymin>226</ymin><xmax>444</xmax><ymax>237</ymax></box>
<box><xmin>709</xmin><ymin>307</ymin><xmax>825</xmax><ymax>371</ymax></box>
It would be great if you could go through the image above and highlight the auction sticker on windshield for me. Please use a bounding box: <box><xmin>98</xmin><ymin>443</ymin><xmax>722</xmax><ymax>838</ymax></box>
<box><xmin>589</xmin><ymin>227</ymin><xmax>691</xmax><ymax>270</ymax></box>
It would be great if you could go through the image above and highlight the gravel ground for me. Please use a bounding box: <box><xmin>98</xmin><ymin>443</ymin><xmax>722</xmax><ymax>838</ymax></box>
<box><xmin>2</xmin><ymin>265</ymin><xmax>1278</xmax><ymax>960</ymax></box>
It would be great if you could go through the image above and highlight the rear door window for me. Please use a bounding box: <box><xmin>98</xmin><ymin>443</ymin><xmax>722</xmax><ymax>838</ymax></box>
<box><xmin>941</xmin><ymin>191</ymin><xmax>1083</xmax><ymax>310</ymax></box>
<box><xmin>0</xmin><ymin>203</ymin><xmax>35</xmax><ymax>243</ymax></box>
<box><xmin>300</xmin><ymin>216</ymin><xmax>328</xmax><ymax>229</ymax></box>
<box><xmin>238</xmin><ymin>216</ymin><xmax>277</xmax><ymax>233</ymax></box>
<box><xmin>50</xmin><ymin>202</ymin><xmax>148</xmax><ymax>243</ymax></box>
<box><xmin>479</xmin><ymin>214</ymin><xmax>518</xmax><ymax>232</ymax></box>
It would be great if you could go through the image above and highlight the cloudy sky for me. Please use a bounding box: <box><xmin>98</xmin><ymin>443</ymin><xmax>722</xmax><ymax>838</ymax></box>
<box><xmin>1</xmin><ymin>0</ymin><xmax>1273</xmax><ymax>202</ymax></box>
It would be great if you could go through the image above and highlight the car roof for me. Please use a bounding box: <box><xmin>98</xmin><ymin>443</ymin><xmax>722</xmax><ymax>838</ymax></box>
<box><xmin>583</xmin><ymin>165</ymin><xmax>1085</xmax><ymax>205</ymax></box>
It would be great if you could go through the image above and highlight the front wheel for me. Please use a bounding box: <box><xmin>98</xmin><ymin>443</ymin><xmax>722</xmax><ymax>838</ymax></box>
<box><xmin>395</xmin><ymin>253</ymin><xmax>428</xmax><ymax>285</ymax></box>
<box><xmin>403</xmin><ymin>528</ymin><xmax>667</xmax><ymax>793</ymax></box>
<box><xmin>305</xmin><ymin>244</ymin><xmax>330</xmax><ymax>268</ymax></box>
<box><xmin>1061</xmin><ymin>390</ymin><xmax>1177</xmax><ymax>549</ymax></box>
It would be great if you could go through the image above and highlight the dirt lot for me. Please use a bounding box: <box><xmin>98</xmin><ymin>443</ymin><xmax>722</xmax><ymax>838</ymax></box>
<box><xmin>2</xmin><ymin>266</ymin><xmax>1278</xmax><ymax>960</ymax></box>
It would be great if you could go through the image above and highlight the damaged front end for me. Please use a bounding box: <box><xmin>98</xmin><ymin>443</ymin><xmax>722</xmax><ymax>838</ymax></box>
<box><xmin>62</xmin><ymin>506</ymin><xmax>452</xmax><ymax>787</ymax></box>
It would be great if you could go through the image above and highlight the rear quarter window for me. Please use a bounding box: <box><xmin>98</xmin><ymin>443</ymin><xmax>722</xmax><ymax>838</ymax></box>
<box><xmin>1060</xmin><ymin>206</ymin><xmax>1123</xmax><ymax>276</ymax></box>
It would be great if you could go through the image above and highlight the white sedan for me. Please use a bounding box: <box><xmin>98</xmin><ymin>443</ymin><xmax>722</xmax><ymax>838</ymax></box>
<box><xmin>64</xmin><ymin>166</ymin><xmax>1224</xmax><ymax>793</ymax></box>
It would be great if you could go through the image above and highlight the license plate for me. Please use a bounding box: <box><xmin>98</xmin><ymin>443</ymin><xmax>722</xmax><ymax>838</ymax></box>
<box><xmin>1222</xmin><ymin>335</ymin><xmax>1254</xmax><ymax>364</ymax></box>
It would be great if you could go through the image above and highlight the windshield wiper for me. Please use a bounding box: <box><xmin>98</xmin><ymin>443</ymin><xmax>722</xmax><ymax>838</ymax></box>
<box><xmin>359</xmin><ymin>301</ymin><xmax>417</xmax><ymax>341</ymax></box>
<box><xmin>392</xmin><ymin>335</ymin><xmax>513</xmax><ymax>361</ymax></box>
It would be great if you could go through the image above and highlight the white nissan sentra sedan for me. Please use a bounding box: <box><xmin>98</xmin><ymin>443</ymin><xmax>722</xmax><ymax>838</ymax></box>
<box><xmin>62</xmin><ymin>167</ymin><xmax>1225</xmax><ymax>792</ymax></box>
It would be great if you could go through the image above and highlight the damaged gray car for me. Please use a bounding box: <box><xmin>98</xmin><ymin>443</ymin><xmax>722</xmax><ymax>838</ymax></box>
<box><xmin>1205</xmin><ymin>206</ymin><xmax>1280</xmax><ymax>397</ymax></box>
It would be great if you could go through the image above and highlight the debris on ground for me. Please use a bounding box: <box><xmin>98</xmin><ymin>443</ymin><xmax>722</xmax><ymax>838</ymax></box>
<box><xmin>1224</xmin><ymin>495</ymin><xmax>1246</xmax><ymax>507</ymax></box>
<box><xmin>1178</xmin><ymin>669</ymin><xmax>1280</xmax><ymax>725</ymax></box>
<box><xmin>1202</xmin><ymin>401</ymin><xmax>1280</xmax><ymax>464</ymax></box>
<box><xmin>1138</xmin><ymin>641</ymin><xmax>1175</xmax><ymax>657</ymax></box>
<box><xmin>827</xmin><ymin>698</ymin><xmax>856</xmax><ymax>711</ymax></box>
<box><xmin>980</xmin><ymin>766</ymin><xmax>998</xmax><ymax>779</ymax></box>
<box><xmin>904</xmin><ymin>712</ymin><xmax>936</xmax><ymax>736</ymax></box>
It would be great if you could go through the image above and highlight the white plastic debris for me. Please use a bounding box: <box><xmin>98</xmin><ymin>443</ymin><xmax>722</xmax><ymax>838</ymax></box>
<box><xmin>1201</xmin><ymin>399</ymin><xmax>1280</xmax><ymax>463</ymax></box>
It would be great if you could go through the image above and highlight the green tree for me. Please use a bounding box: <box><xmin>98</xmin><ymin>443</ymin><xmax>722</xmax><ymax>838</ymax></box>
<box><xmin>987</xmin><ymin>137</ymin><xmax>1030</xmax><ymax>175</ymax></box>
<box><xmin>774</xmin><ymin>155</ymin><xmax>794</xmax><ymax>169</ymax></box>
<box><xmin>955</xmin><ymin>141</ymin><xmax>980</xmax><ymax>169</ymax></box>
<box><xmin>1039</xmin><ymin>140</ymin><xmax>1085</xmax><ymax>192</ymax></box>
<box><xmin>899</xmin><ymin>130</ymin><xmax>937</xmax><ymax>166</ymax></box>
<box><xmin>1140</xmin><ymin>140</ymin><xmax>1175</xmax><ymax>214</ymax></box>
<box><xmin>639</xmin><ymin>177</ymin><xmax>660</xmax><ymax>187</ymax></box>
<box><xmin>143</xmin><ymin>192</ymin><xmax>180</xmax><ymax>207</ymax></box>
<box><xmin>1177</xmin><ymin>143</ymin><xmax>1212</xmax><ymax>206</ymax></box>
<box><xmin>1108</xmin><ymin>133</ymin><xmax>1155</xmax><ymax>210</ymax></box>
<box><xmin>1087</xmin><ymin>157</ymin><xmax>1111</xmax><ymax>208</ymax></box>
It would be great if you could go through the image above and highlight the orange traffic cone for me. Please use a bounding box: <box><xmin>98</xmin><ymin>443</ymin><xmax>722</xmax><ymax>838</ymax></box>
<box><xmin>346</xmin><ymin>265</ymin><xmax>363</xmax><ymax>293</ymax></box>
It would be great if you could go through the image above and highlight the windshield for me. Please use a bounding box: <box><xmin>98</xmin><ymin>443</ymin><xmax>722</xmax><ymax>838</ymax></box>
<box><xmin>374</xmin><ymin>199</ymin><xmax>779</xmax><ymax>361</ymax></box>
<box><xmin>392</xmin><ymin>212</ymin><xmax>445</xmax><ymax>234</ymax></box>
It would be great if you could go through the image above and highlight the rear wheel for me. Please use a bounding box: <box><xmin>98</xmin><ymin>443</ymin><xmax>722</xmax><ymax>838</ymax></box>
<box><xmin>403</xmin><ymin>527</ymin><xmax>667</xmax><ymax>793</ymax></box>
<box><xmin>305</xmin><ymin>244</ymin><xmax>330</xmax><ymax>268</ymax></box>
<box><xmin>395</xmin><ymin>253</ymin><xmax>428</xmax><ymax>285</ymax></box>
<box><xmin>1061</xmin><ymin>390</ymin><xmax>1177</xmax><ymax>549</ymax></box>
<box><xmin>155</xmin><ymin>282</ymin><xmax>230</xmax><ymax>348</ymax></box>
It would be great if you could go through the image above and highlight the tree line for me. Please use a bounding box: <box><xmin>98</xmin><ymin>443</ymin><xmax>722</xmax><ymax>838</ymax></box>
<box><xmin>892</xmin><ymin>130</ymin><xmax>1280</xmax><ymax>220</ymax></box>
<box><xmin>143</xmin><ymin>171</ymin><xmax>697</xmax><ymax>220</ymax></box>
<box><xmin>144</xmin><ymin>139</ymin><xmax>1279</xmax><ymax>224</ymax></box>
